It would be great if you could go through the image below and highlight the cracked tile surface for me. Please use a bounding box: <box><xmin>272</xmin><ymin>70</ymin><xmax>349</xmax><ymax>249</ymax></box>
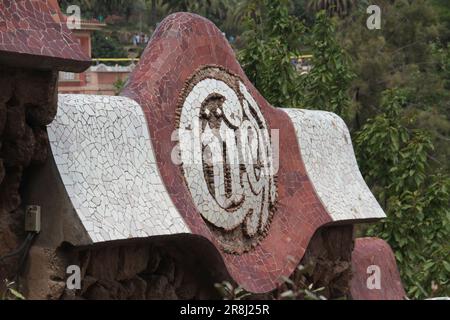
<box><xmin>282</xmin><ymin>108</ymin><xmax>386</xmax><ymax>221</ymax></box>
<box><xmin>0</xmin><ymin>0</ymin><xmax>90</xmax><ymax>71</ymax></box>
<box><xmin>48</xmin><ymin>94</ymin><xmax>190</xmax><ymax>242</ymax></box>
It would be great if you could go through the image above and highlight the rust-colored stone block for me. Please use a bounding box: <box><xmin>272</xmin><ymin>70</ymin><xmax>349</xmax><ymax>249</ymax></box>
<box><xmin>350</xmin><ymin>237</ymin><xmax>406</xmax><ymax>300</ymax></box>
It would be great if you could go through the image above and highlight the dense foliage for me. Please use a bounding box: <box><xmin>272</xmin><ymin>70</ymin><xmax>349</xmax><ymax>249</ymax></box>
<box><xmin>298</xmin><ymin>11</ymin><xmax>354</xmax><ymax>118</ymax></box>
<box><xmin>239</xmin><ymin>2</ymin><xmax>354</xmax><ymax>117</ymax></box>
<box><xmin>238</xmin><ymin>0</ymin><xmax>305</xmax><ymax>108</ymax></box>
<box><xmin>91</xmin><ymin>31</ymin><xmax>127</xmax><ymax>59</ymax></box>
<box><xmin>355</xmin><ymin>89</ymin><xmax>450</xmax><ymax>298</ymax></box>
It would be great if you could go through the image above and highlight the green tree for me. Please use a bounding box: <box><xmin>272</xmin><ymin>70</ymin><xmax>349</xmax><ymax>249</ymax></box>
<box><xmin>59</xmin><ymin>0</ymin><xmax>138</xmax><ymax>20</ymax></box>
<box><xmin>337</xmin><ymin>0</ymin><xmax>450</xmax><ymax>170</ymax></box>
<box><xmin>355</xmin><ymin>89</ymin><xmax>450</xmax><ymax>298</ymax></box>
<box><xmin>306</xmin><ymin>0</ymin><xmax>359</xmax><ymax>17</ymax></box>
<box><xmin>431</xmin><ymin>0</ymin><xmax>450</xmax><ymax>43</ymax></box>
<box><xmin>239</xmin><ymin>4</ymin><xmax>354</xmax><ymax>116</ymax></box>
<box><xmin>91</xmin><ymin>31</ymin><xmax>128</xmax><ymax>59</ymax></box>
<box><xmin>300</xmin><ymin>11</ymin><xmax>354</xmax><ymax>118</ymax></box>
<box><xmin>238</xmin><ymin>0</ymin><xmax>305</xmax><ymax>108</ymax></box>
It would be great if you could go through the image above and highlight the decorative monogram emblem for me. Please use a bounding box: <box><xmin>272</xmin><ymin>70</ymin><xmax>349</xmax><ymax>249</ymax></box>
<box><xmin>177</xmin><ymin>67</ymin><xmax>277</xmax><ymax>253</ymax></box>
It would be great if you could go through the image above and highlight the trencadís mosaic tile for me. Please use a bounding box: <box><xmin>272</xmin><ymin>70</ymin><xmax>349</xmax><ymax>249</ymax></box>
<box><xmin>282</xmin><ymin>108</ymin><xmax>385</xmax><ymax>222</ymax></box>
<box><xmin>48</xmin><ymin>95</ymin><xmax>190</xmax><ymax>242</ymax></box>
<box><xmin>0</xmin><ymin>0</ymin><xmax>90</xmax><ymax>71</ymax></box>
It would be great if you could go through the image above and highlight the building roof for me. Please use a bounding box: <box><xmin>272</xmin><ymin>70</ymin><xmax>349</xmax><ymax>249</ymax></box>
<box><xmin>0</xmin><ymin>0</ymin><xmax>91</xmax><ymax>72</ymax></box>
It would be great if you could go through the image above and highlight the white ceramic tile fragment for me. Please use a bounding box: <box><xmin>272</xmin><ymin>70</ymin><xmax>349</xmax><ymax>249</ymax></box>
<box><xmin>282</xmin><ymin>108</ymin><xmax>386</xmax><ymax>221</ymax></box>
<box><xmin>48</xmin><ymin>94</ymin><xmax>190</xmax><ymax>243</ymax></box>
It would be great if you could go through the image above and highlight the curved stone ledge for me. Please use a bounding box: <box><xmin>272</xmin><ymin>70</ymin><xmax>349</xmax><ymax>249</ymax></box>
<box><xmin>282</xmin><ymin>108</ymin><xmax>385</xmax><ymax>222</ymax></box>
<box><xmin>48</xmin><ymin>94</ymin><xmax>190</xmax><ymax>243</ymax></box>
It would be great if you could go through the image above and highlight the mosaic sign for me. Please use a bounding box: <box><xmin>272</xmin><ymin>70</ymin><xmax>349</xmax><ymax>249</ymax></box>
<box><xmin>47</xmin><ymin>12</ymin><xmax>387</xmax><ymax>293</ymax></box>
<box><xmin>177</xmin><ymin>67</ymin><xmax>277</xmax><ymax>253</ymax></box>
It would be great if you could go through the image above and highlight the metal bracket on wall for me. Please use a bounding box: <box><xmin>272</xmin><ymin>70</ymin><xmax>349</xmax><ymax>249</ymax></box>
<box><xmin>25</xmin><ymin>205</ymin><xmax>41</xmax><ymax>234</ymax></box>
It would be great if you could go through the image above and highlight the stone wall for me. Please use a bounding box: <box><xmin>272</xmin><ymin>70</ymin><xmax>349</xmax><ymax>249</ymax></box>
<box><xmin>292</xmin><ymin>225</ymin><xmax>354</xmax><ymax>299</ymax></box>
<box><xmin>249</xmin><ymin>225</ymin><xmax>354</xmax><ymax>300</ymax></box>
<box><xmin>14</xmin><ymin>223</ymin><xmax>354</xmax><ymax>300</ymax></box>
<box><xmin>0</xmin><ymin>65</ymin><xmax>57</xmax><ymax>293</ymax></box>
<box><xmin>74</xmin><ymin>240</ymin><xmax>222</xmax><ymax>300</ymax></box>
<box><xmin>28</xmin><ymin>226</ymin><xmax>353</xmax><ymax>300</ymax></box>
<box><xmin>71</xmin><ymin>226</ymin><xmax>353</xmax><ymax>300</ymax></box>
<box><xmin>23</xmin><ymin>235</ymin><xmax>228</xmax><ymax>300</ymax></box>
